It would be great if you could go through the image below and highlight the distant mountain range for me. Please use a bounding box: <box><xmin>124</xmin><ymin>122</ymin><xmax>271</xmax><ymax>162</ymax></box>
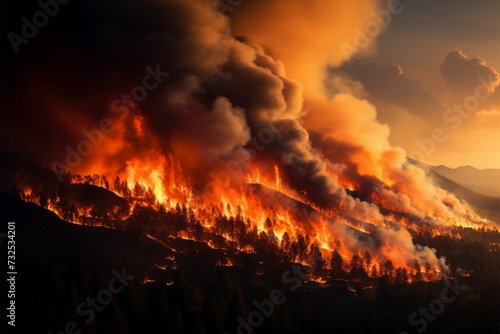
<box><xmin>409</xmin><ymin>159</ymin><xmax>500</xmax><ymax>220</ymax></box>
<box><xmin>408</xmin><ymin>159</ymin><xmax>500</xmax><ymax>197</ymax></box>
<box><xmin>430</xmin><ymin>164</ymin><xmax>500</xmax><ymax>198</ymax></box>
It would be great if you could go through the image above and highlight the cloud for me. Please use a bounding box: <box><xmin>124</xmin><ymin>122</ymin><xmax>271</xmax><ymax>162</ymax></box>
<box><xmin>475</xmin><ymin>109</ymin><xmax>500</xmax><ymax>117</ymax></box>
<box><xmin>328</xmin><ymin>60</ymin><xmax>445</xmax><ymax>121</ymax></box>
<box><xmin>440</xmin><ymin>49</ymin><xmax>500</xmax><ymax>99</ymax></box>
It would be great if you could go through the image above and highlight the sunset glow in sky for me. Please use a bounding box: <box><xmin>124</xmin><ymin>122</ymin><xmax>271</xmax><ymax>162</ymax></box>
<box><xmin>229</xmin><ymin>0</ymin><xmax>500</xmax><ymax>169</ymax></box>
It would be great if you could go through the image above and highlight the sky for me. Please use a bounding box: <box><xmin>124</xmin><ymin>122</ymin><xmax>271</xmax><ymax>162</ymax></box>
<box><xmin>335</xmin><ymin>0</ymin><xmax>500</xmax><ymax>169</ymax></box>
<box><xmin>1</xmin><ymin>0</ymin><xmax>499</xmax><ymax>175</ymax></box>
<box><xmin>228</xmin><ymin>0</ymin><xmax>500</xmax><ymax>169</ymax></box>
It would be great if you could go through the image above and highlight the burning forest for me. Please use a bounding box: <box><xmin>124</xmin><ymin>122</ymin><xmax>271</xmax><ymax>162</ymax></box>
<box><xmin>1</xmin><ymin>0</ymin><xmax>499</xmax><ymax>333</ymax></box>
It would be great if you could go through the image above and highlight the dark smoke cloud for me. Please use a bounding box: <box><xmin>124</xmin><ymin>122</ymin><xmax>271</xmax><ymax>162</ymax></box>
<box><xmin>1</xmin><ymin>0</ymin><xmax>350</xmax><ymax>211</ymax></box>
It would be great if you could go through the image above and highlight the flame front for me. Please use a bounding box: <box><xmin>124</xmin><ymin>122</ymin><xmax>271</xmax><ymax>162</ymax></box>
<box><xmin>18</xmin><ymin>144</ymin><xmax>497</xmax><ymax>282</ymax></box>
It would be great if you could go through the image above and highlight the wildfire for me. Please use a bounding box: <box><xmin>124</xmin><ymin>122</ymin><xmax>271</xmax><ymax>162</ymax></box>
<box><xmin>4</xmin><ymin>0</ymin><xmax>500</xmax><ymax>292</ymax></box>
<box><xmin>126</xmin><ymin>153</ymin><xmax>169</xmax><ymax>205</ymax></box>
<box><xmin>15</xmin><ymin>150</ymin><xmax>497</xmax><ymax>283</ymax></box>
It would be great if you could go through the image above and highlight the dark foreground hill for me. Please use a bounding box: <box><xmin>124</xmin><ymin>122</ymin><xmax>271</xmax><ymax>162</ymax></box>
<box><xmin>0</xmin><ymin>193</ymin><xmax>168</xmax><ymax>274</ymax></box>
<box><xmin>1</xmin><ymin>192</ymin><xmax>499</xmax><ymax>334</ymax></box>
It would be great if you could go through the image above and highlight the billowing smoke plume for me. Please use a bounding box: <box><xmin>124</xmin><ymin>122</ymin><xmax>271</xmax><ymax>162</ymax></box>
<box><xmin>229</xmin><ymin>0</ymin><xmax>381</xmax><ymax>94</ymax></box>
